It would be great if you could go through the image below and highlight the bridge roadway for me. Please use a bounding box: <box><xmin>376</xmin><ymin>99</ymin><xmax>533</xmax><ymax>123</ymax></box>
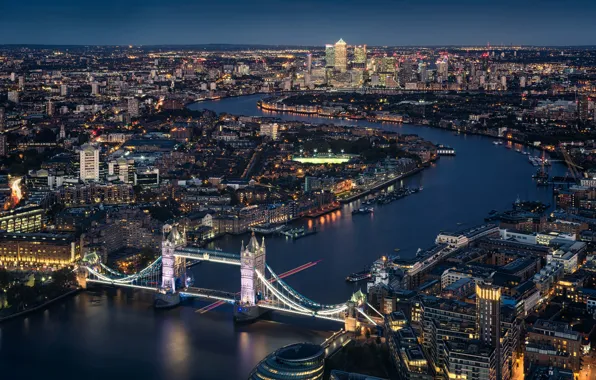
<box><xmin>86</xmin><ymin>279</ymin><xmax>237</xmax><ymax>303</ymax></box>
<box><xmin>173</xmin><ymin>247</ymin><xmax>241</xmax><ymax>266</ymax></box>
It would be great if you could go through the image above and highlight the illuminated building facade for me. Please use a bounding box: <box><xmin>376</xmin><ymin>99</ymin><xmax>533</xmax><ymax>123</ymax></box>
<box><xmin>249</xmin><ymin>343</ymin><xmax>325</xmax><ymax>380</ymax></box>
<box><xmin>476</xmin><ymin>281</ymin><xmax>502</xmax><ymax>379</ymax></box>
<box><xmin>442</xmin><ymin>341</ymin><xmax>496</xmax><ymax>380</ymax></box>
<box><xmin>334</xmin><ymin>38</ymin><xmax>347</xmax><ymax>72</ymax></box>
<box><xmin>525</xmin><ymin>319</ymin><xmax>582</xmax><ymax>373</ymax></box>
<box><xmin>79</xmin><ymin>143</ymin><xmax>100</xmax><ymax>182</ymax></box>
<box><xmin>354</xmin><ymin>45</ymin><xmax>367</xmax><ymax>66</ymax></box>
<box><xmin>325</xmin><ymin>44</ymin><xmax>335</xmax><ymax>68</ymax></box>
<box><xmin>0</xmin><ymin>206</ymin><xmax>44</xmax><ymax>233</ymax></box>
<box><xmin>0</xmin><ymin>232</ymin><xmax>80</xmax><ymax>269</ymax></box>
<box><xmin>259</xmin><ymin>123</ymin><xmax>279</xmax><ymax>140</ymax></box>
<box><xmin>55</xmin><ymin>183</ymin><xmax>134</xmax><ymax>206</ymax></box>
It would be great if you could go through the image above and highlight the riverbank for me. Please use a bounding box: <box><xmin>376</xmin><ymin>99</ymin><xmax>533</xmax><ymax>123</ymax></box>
<box><xmin>339</xmin><ymin>166</ymin><xmax>426</xmax><ymax>204</ymax></box>
<box><xmin>255</xmin><ymin>95</ymin><xmax>557</xmax><ymax>154</ymax></box>
<box><xmin>0</xmin><ymin>287</ymin><xmax>80</xmax><ymax>323</ymax></box>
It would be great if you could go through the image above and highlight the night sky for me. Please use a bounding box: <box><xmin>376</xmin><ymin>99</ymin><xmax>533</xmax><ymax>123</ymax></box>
<box><xmin>1</xmin><ymin>0</ymin><xmax>595</xmax><ymax>46</ymax></box>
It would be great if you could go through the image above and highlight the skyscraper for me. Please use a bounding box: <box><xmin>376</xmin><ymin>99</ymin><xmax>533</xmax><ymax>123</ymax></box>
<box><xmin>436</xmin><ymin>57</ymin><xmax>449</xmax><ymax>82</ymax></box>
<box><xmin>476</xmin><ymin>281</ymin><xmax>502</xmax><ymax>380</ymax></box>
<box><xmin>306</xmin><ymin>53</ymin><xmax>312</xmax><ymax>74</ymax></box>
<box><xmin>334</xmin><ymin>38</ymin><xmax>347</xmax><ymax>72</ymax></box>
<box><xmin>354</xmin><ymin>45</ymin><xmax>367</xmax><ymax>68</ymax></box>
<box><xmin>325</xmin><ymin>44</ymin><xmax>335</xmax><ymax>68</ymax></box>
<box><xmin>79</xmin><ymin>143</ymin><xmax>100</xmax><ymax>182</ymax></box>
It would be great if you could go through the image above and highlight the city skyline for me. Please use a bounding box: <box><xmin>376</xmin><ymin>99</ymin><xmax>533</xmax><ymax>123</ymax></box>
<box><xmin>1</xmin><ymin>0</ymin><xmax>596</xmax><ymax>46</ymax></box>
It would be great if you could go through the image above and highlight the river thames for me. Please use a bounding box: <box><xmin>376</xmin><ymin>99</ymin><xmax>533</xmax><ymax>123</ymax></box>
<box><xmin>0</xmin><ymin>94</ymin><xmax>565</xmax><ymax>380</ymax></box>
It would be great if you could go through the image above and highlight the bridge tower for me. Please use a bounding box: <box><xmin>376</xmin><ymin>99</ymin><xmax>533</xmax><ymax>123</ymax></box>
<box><xmin>239</xmin><ymin>233</ymin><xmax>266</xmax><ymax>305</ymax></box>
<box><xmin>236</xmin><ymin>233</ymin><xmax>267</xmax><ymax>323</ymax></box>
<box><xmin>161</xmin><ymin>224</ymin><xmax>185</xmax><ymax>292</ymax></box>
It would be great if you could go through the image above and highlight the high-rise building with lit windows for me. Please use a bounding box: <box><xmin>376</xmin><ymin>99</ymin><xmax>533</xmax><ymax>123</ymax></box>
<box><xmin>334</xmin><ymin>38</ymin><xmax>347</xmax><ymax>72</ymax></box>
<box><xmin>325</xmin><ymin>44</ymin><xmax>335</xmax><ymax>68</ymax></box>
<box><xmin>476</xmin><ymin>281</ymin><xmax>502</xmax><ymax>379</ymax></box>
<box><xmin>79</xmin><ymin>143</ymin><xmax>100</xmax><ymax>182</ymax></box>
<box><xmin>354</xmin><ymin>45</ymin><xmax>367</xmax><ymax>67</ymax></box>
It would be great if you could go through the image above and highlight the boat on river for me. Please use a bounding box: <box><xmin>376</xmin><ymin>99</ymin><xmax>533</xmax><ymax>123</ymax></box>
<box><xmin>352</xmin><ymin>207</ymin><xmax>374</xmax><ymax>215</ymax></box>
<box><xmin>346</xmin><ymin>269</ymin><xmax>372</xmax><ymax>283</ymax></box>
<box><xmin>249</xmin><ymin>223</ymin><xmax>286</xmax><ymax>235</ymax></box>
<box><xmin>280</xmin><ymin>226</ymin><xmax>317</xmax><ymax>240</ymax></box>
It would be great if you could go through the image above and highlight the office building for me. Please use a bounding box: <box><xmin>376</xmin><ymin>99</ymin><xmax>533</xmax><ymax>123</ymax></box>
<box><xmin>79</xmin><ymin>143</ymin><xmax>100</xmax><ymax>182</ymax></box>
<box><xmin>436</xmin><ymin>58</ymin><xmax>448</xmax><ymax>81</ymax></box>
<box><xmin>91</xmin><ymin>82</ymin><xmax>100</xmax><ymax>96</ymax></box>
<box><xmin>306</xmin><ymin>53</ymin><xmax>312</xmax><ymax>74</ymax></box>
<box><xmin>354</xmin><ymin>45</ymin><xmax>367</xmax><ymax>66</ymax></box>
<box><xmin>325</xmin><ymin>44</ymin><xmax>335</xmax><ymax>68</ymax></box>
<box><xmin>334</xmin><ymin>38</ymin><xmax>347</xmax><ymax>72</ymax></box>
<box><xmin>60</xmin><ymin>84</ymin><xmax>68</xmax><ymax>96</ymax></box>
<box><xmin>249</xmin><ymin>343</ymin><xmax>325</xmax><ymax>380</ymax></box>
<box><xmin>107</xmin><ymin>158</ymin><xmax>134</xmax><ymax>183</ymax></box>
<box><xmin>18</xmin><ymin>75</ymin><xmax>25</xmax><ymax>90</ymax></box>
<box><xmin>134</xmin><ymin>167</ymin><xmax>160</xmax><ymax>188</ymax></box>
<box><xmin>0</xmin><ymin>232</ymin><xmax>81</xmax><ymax>270</ymax></box>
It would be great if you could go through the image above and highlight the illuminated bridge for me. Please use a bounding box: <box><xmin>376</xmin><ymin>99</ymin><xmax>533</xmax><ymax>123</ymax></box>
<box><xmin>81</xmin><ymin>224</ymin><xmax>377</xmax><ymax>326</ymax></box>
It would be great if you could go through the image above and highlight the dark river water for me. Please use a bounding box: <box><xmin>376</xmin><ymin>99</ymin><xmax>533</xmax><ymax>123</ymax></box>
<box><xmin>0</xmin><ymin>94</ymin><xmax>565</xmax><ymax>380</ymax></box>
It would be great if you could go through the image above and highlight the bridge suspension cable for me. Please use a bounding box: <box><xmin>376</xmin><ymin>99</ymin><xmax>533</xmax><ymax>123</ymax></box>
<box><xmin>255</xmin><ymin>269</ymin><xmax>313</xmax><ymax>313</ymax></box>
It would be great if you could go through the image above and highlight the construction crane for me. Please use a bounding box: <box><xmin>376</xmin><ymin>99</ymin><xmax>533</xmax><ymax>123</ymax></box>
<box><xmin>560</xmin><ymin>145</ymin><xmax>583</xmax><ymax>182</ymax></box>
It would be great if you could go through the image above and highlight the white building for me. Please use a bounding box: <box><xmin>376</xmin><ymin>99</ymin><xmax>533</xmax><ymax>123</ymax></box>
<box><xmin>259</xmin><ymin>123</ymin><xmax>279</xmax><ymax>140</ymax></box>
<box><xmin>79</xmin><ymin>144</ymin><xmax>100</xmax><ymax>182</ymax></box>
<box><xmin>547</xmin><ymin>248</ymin><xmax>579</xmax><ymax>274</ymax></box>
<box><xmin>128</xmin><ymin>97</ymin><xmax>140</xmax><ymax>117</ymax></box>
<box><xmin>533</xmin><ymin>261</ymin><xmax>564</xmax><ymax>295</ymax></box>
<box><xmin>7</xmin><ymin>91</ymin><xmax>19</xmax><ymax>104</ymax></box>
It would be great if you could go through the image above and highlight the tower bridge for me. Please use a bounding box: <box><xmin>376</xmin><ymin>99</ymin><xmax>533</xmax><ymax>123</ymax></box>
<box><xmin>81</xmin><ymin>224</ymin><xmax>376</xmax><ymax>327</ymax></box>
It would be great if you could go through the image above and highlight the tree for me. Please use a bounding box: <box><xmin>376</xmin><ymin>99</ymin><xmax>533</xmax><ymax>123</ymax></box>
<box><xmin>0</xmin><ymin>268</ymin><xmax>11</xmax><ymax>289</ymax></box>
<box><xmin>138</xmin><ymin>247</ymin><xmax>158</xmax><ymax>269</ymax></box>
<box><xmin>52</xmin><ymin>268</ymin><xmax>76</xmax><ymax>288</ymax></box>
